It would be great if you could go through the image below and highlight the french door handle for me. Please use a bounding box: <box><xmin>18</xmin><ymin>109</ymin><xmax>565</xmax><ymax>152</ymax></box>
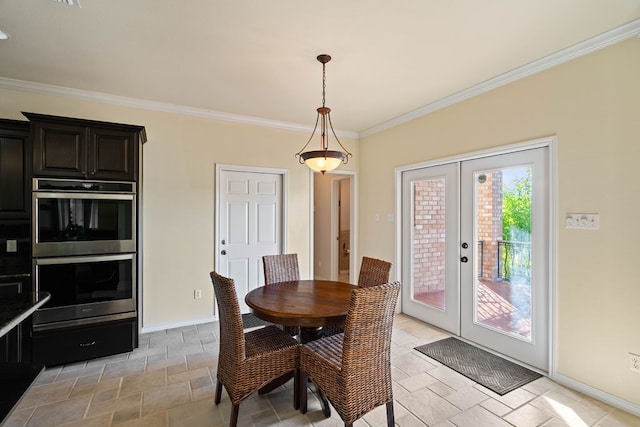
<box><xmin>460</xmin><ymin>256</ymin><xmax>468</xmax><ymax>263</ymax></box>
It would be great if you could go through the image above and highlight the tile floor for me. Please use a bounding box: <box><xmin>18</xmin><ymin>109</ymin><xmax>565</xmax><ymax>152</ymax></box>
<box><xmin>3</xmin><ymin>314</ymin><xmax>640</xmax><ymax>426</ymax></box>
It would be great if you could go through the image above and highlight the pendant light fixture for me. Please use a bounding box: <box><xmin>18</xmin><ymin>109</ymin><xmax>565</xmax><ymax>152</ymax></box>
<box><xmin>296</xmin><ymin>54</ymin><xmax>351</xmax><ymax>174</ymax></box>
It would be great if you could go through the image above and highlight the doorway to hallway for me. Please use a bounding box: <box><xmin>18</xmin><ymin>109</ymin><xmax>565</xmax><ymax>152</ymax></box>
<box><xmin>313</xmin><ymin>172</ymin><xmax>355</xmax><ymax>282</ymax></box>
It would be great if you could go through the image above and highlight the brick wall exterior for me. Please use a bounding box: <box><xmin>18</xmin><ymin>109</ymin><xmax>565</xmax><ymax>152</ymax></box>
<box><xmin>476</xmin><ymin>172</ymin><xmax>503</xmax><ymax>281</ymax></box>
<box><xmin>411</xmin><ymin>172</ymin><xmax>504</xmax><ymax>297</ymax></box>
<box><xmin>412</xmin><ymin>178</ymin><xmax>446</xmax><ymax>294</ymax></box>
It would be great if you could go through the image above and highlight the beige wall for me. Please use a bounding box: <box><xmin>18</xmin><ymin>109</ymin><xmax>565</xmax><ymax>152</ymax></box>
<box><xmin>0</xmin><ymin>89</ymin><xmax>357</xmax><ymax>328</ymax></box>
<box><xmin>359</xmin><ymin>38</ymin><xmax>640</xmax><ymax>406</ymax></box>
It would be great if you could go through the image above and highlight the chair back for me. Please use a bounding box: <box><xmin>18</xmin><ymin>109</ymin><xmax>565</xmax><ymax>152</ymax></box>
<box><xmin>341</xmin><ymin>282</ymin><xmax>400</xmax><ymax>394</ymax></box>
<box><xmin>357</xmin><ymin>256</ymin><xmax>391</xmax><ymax>288</ymax></box>
<box><xmin>263</xmin><ymin>253</ymin><xmax>300</xmax><ymax>285</ymax></box>
<box><xmin>210</xmin><ymin>271</ymin><xmax>245</xmax><ymax>365</ymax></box>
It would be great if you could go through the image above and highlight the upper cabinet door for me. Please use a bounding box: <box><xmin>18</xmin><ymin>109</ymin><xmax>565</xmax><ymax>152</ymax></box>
<box><xmin>31</xmin><ymin>120</ymin><xmax>88</xmax><ymax>179</ymax></box>
<box><xmin>0</xmin><ymin>120</ymin><xmax>31</xmax><ymax>219</ymax></box>
<box><xmin>25</xmin><ymin>113</ymin><xmax>144</xmax><ymax>182</ymax></box>
<box><xmin>89</xmin><ymin>128</ymin><xmax>137</xmax><ymax>181</ymax></box>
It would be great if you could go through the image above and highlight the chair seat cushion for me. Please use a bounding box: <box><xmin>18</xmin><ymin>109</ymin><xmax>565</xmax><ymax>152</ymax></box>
<box><xmin>244</xmin><ymin>325</ymin><xmax>299</xmax><ymax>358</ymax></box>
<box><xmin>302</xmin><ymin>333</ymin><xmax>343</xmax><ymax>368</ymax></box>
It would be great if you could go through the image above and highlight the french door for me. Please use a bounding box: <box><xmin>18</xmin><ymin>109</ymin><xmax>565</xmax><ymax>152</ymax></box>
<box><xmin>402</xmin><ymin>146</ymin><xmax>549</xmax><ymax>370</ymax></box>
<box><xmin>401</xmin><ymin>163</ymin><xmax>460</xmax><ymax>333</ymax></box>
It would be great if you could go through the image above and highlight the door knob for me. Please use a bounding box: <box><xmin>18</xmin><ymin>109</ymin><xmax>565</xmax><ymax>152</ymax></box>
<box><xmin>460</xmin><ymin>256</ymin><xmax>468</xmax><ymax>263</ymax></box>
<box><xmin>221</xmin><ymin>239</ymin><xmax>226</xmax><ymax>245</ymax></box>
<box><xmin>221</xmin><ymin>250</ymin><xmax>227</xmax><ymax>255</ymax></box>
<box><xmin>461</xmin><ymin>242</ymin><xmax>468</xmax><ymax>249</ymax></box>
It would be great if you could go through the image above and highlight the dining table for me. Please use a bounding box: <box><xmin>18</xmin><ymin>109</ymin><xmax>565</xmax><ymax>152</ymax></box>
<box><xmin>244</xmin><ymin>279</ymin><xmax>357</xmax><ymax>416</ymax></box>
<box><xmin>245</xmin><ymin>279</ymin><xmax>357</xmax><ymax>343</ymax></box>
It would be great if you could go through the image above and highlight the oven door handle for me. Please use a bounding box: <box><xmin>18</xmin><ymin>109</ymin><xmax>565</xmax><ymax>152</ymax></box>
<box><xmin>34</xmin><ymin>191</ymin><xmax>134</xmax><ymax>201</ymax></box>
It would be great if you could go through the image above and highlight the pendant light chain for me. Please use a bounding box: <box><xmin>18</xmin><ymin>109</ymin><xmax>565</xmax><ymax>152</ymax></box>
<box><xmin>322</xmin><ymin>60</ymin><xmax>326</xmax><ymax>109</ymax></box>
<box><xmin>295</xmin><ymin>53</ymin><xmax>352</xmax><ymax>174</ymax></box>
<box><xmin>319</xmin><ymin>60</ymin><xmax>328</xmax><ymax>151</ymax></box>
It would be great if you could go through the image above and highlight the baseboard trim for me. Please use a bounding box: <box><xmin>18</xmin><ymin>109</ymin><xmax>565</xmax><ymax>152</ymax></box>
<box><xmin>140</xmin><ymin>315</ymin><xmax>216</xmax><ymax>334</ymax></box>
<box><xmin>553</xmin><ymin>373</ymin><xmax>640</xmax><ymax>417</ymax></box>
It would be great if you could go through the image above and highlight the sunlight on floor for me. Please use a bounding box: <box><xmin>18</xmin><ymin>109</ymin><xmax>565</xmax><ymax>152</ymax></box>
<box><xmin>546</xmin><ymin>397</ymin><xmax>588</xmax><ymax>427</ymax></box>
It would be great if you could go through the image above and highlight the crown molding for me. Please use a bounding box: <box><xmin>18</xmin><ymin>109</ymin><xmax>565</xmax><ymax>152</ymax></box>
<box><xmin>0</xmin><ymin>76</ymin><xmax>359</xmax><ymax>139</ymax></box>
<box><xmin>359</xmin><ymin>18</ymin><xmax>640</xmax><ymax>139</ymax></box>
<box><xmin>1</xmin><ymin>18</ymin><xmax>637</xmax><ymax>141</ymax></box>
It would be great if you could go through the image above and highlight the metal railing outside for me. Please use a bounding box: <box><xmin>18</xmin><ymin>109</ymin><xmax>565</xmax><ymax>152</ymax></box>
<box><xmin>497</xmin><ymin>240</ymin><xmax>531</xmax><ymax>284</ymax></box>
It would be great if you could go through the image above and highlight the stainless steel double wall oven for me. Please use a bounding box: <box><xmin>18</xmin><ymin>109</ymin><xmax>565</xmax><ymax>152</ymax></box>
<box><xmin>32</xmin><ymin>178</ymin><xmax>136</xmax><ymax>329</ymax></box>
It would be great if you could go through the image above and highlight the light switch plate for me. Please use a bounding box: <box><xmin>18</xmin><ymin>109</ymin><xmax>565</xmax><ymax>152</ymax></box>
<box><xmin>565</xmin><ymin>213</ymin><xmax>599</xmax><ymax>229</ymax></box>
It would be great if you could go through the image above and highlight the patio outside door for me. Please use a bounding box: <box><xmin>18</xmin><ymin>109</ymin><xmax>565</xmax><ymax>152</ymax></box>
<box><xmin>402</xmin><ymin>146</ymin><xmax>549</xmax><ymax>371</ymax></box>
<box><xmin>401</xmin><ymin>163</ymin><xmax>460</xmax><ymax>333</ymax></box>
<box><xmin>460</xmin><ymin>148</ymin><xmax>548</xmax><ymax>370</ymax></box>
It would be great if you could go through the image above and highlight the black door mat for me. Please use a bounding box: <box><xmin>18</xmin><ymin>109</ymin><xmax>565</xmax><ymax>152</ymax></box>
<box><xmin>242</xmin><ymin>313</ymin><xmax>265</xmax><ymax>329</ymax></box>
<box><xmin>414</xmin><ymin>337</ymin><xmax>541</xmax><ymax>395</ymax></box>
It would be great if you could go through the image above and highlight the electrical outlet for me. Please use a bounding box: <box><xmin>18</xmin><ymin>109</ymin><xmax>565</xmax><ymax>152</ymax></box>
<box><xmin>194</xmin><ymin>289</ymin><xmax>202</xmax><ymax>299</ymax></box>
<box><xmin>6</xmin><ymin>239</ymin><xmax>17</xmax><ymax>253</ymax></box>
<box><xmin>630</xmin><ymin>353</ymin><xmax>640</xmax><ymax>373</ymax></box>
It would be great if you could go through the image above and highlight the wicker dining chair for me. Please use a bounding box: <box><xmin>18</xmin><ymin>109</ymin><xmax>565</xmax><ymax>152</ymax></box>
<box><xmin>209</xmin><ymin>271</ymin><xmax>300</xmax><ymax>427</ymax></box>
<box><xmin>262</xmin><ymin>253</ymin><xmax>300</xmax><ymax>284</ymax></box>
<box><xmin>357</xmin><ymin>256</ymin><xmax>392</xmax><ymax>288</ymax></box>
<box><xmin>300</xmin><ymin>281</ymin><xmax>401</xmax><ymax>427</ymax></box>
<box><xmin>262</xmin><ymin>253</ymin><xmax>300</xmax><ymax>336</ymax></box>
<box><xmin>321</xmin><ymin>256</ymin><xmax>392</xmax><ymax>338</ymax></box>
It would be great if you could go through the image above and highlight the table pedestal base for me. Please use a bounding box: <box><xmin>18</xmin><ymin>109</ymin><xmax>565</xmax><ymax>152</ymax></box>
<box><xmin>299</xmin><ymin>326</ymin><xmax>323</xmax><ymax>343</ymax></box>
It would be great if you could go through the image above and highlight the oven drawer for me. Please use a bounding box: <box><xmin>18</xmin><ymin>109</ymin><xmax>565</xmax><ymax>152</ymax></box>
<box><xmin>32</xmin><ymin>319</ymin><xmax>136</xmax><ymax>366</ymax></box>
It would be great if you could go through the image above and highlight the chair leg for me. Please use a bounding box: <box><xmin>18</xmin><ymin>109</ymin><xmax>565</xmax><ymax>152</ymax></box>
<box><xmin>214</xmin><ymin>380</ymin><xmax>223</xmax><ymax>405</ymax></box>
<box><xmin>386</xmin><ymin>401</ymin><xmax>395</xmax><ymax>427</ymax></box>
<box><xmin>294</xmin><ymin>368</ymin><xmax>300</xmax><ymax>410</ymax></box>
<box><xmin>319</xmin><ymin>388</ymin><xmax>331</xmax><ymax>418</ymax></box>
<box><xmin>300</xmin><ymin>371</ymin><xmax>308</xmax><ymax>414</ymax></box>
<box><xmin>230</xmin><ymin>404</ymin><xmax>239</xmax><ymax>427</ymax></box>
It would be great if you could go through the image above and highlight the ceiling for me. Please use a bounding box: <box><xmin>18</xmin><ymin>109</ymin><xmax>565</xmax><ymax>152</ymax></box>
<box><xmin>0</xmin><ymin>0</ymin><xmax>639</xmax><ymax>136</ymax></box>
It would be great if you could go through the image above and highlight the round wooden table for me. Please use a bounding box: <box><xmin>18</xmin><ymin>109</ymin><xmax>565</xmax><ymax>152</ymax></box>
<box><xmin>245</xmin><ymin>279</ymin><xmax>357</xmax><ymax>343</ymax></box>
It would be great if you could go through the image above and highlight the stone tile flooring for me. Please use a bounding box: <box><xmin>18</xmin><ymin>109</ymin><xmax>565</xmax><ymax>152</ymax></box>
<box><xmin>3</xmin><ymin>314</ymin><xmax>640</xmax><ymax>426</ymax></box>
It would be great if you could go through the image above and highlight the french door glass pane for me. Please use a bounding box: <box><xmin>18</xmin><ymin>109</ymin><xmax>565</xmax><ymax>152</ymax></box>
<box><xmin>474</xmin><ymin>166</ymin><xmax>532</xmax><ymax>340</ymax></box>
<box><xmin>412</xmin><ymin>177</ymin><xmax>446</xmax><ymax>310</ymax></box>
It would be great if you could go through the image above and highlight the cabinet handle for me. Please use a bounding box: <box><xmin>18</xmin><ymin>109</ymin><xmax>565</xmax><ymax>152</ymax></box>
<box><xmin>79</xmin><ymin>341</ymin><xmax>96</xmax><ymax>347</ymax></box>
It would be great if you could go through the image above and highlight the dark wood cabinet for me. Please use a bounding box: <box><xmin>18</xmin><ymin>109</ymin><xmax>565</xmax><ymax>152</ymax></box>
<box><xmin>0</xmin><ymin>279</ymin><xmax>29</xmax><ymax>364</ymax></box>
<box><xmin>24</xmin><ymin>112</ymin><xmax>145</xmax><ymax>181</ymax></box>
<box><xmin>32</xmin><ymin>318</ymin><xmax>137</xmax><ymax>367</ymax></box>
<box><xmin>0</xmin><ymin>120</ymin><xmax>30</xmax><ymax>219</ymax></box>
<box><xmin>0</xmin><ymin>112</ymin><xmax>145</xmax><ymax>372</ymax></box>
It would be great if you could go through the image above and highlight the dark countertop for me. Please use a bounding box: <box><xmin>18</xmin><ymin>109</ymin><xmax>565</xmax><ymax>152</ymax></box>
<box><xmin>0</xmin><ymin>292</ymin><xmax>51</xmax><ymax>338</ymax></box>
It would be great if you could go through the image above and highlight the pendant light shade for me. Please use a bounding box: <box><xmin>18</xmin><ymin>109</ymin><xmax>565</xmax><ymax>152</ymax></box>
<box><xmin>296</xmin><ymin>54</ymin><xmax>351</xmax><ymax>174</ymax></box>
<box><xmin>299</xmin><ymin>150</ymin><xmax>346</xmax><ymax>173</ymax></box>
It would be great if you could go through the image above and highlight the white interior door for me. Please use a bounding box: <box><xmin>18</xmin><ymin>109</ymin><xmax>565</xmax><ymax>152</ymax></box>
<box><xmin>460</xmin><ymin>148</ymin><xmax>549</xmax><ymax>370</ymax></box>
<box><xmin>401</xmin><ymin>163</ymin><xmax>460</xmax><ymax>333</ymax></box>
<box><xmin>217</xmin><ymin>169</ymin><xmax>283</xmax><ymax>313</ymax></box>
